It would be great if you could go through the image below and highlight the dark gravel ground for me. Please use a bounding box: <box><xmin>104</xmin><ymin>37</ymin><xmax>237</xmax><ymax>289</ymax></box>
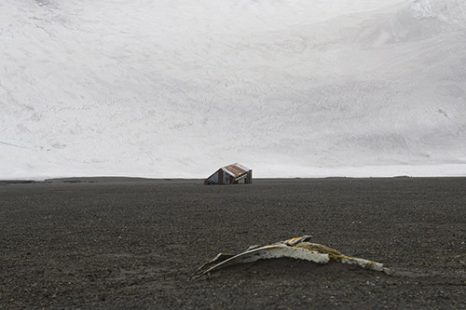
<box><xmin>1</xmin><ymin>178</ymin><xmax>465</xmax><ymax>309</ymax></box>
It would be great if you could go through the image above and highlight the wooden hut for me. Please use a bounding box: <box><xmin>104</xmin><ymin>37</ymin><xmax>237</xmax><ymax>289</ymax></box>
<box><xmin>204</xmin><ymin>163</ymin><xmax>252</xmax><ymax>185</ymax></box>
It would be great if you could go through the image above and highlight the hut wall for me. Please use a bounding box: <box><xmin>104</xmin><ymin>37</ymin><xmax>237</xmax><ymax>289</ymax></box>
<box><xmin>246</xmin><ymin>170</ymin><xmax>253</xmax><ymax>184</ymax></box>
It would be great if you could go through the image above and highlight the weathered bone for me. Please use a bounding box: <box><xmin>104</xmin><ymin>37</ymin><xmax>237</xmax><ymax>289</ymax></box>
<box><xmin>193</xmin><ymin>235</ymin><xmax>390</xmax><ymax>278</ymax></box>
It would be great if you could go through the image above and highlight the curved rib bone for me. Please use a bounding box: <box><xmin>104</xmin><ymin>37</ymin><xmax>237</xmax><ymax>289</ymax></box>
<box><xmin>193</xmin><ymin>236</ymin><xmax>390</xmax><ymax>278</ymax></box>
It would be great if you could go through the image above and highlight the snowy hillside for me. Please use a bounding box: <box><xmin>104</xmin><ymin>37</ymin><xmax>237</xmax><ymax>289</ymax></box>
<box><xmin>1</xmin><ymin>0</ymin><xmax>466</xmax><ymax>179</ymax></box>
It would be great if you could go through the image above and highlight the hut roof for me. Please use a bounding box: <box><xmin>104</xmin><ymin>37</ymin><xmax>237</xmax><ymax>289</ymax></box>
<box><xmin>221</xmin><ymin>163</ymin><xmax>250</xmax><ymax>177</ymax></box>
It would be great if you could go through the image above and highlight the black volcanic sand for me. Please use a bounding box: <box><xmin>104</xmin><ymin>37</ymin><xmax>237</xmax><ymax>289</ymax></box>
<box><xmin>1</xmin><ymin>178</ymin><xmax>465</xmax><ymax>309</ymax></box>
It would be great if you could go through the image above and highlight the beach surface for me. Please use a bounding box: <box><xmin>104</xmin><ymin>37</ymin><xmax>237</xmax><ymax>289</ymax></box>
<box><xmin>1</xmin><ymin>178</ymin><xmax>465</xmax><ymax>309</ymax></box>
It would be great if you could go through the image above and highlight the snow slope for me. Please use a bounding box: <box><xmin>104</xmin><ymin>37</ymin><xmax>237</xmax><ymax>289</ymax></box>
<box><xmin>1</xmin><ymin>0</ymin><xmax>466</xmax><ymax>179</ymax></box>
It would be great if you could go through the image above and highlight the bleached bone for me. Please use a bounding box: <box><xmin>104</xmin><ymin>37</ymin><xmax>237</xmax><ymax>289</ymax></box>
<box><xmin>193</xmin><ymin>235</ymin><xmax>390</xmax><ymax>278</ymax></box>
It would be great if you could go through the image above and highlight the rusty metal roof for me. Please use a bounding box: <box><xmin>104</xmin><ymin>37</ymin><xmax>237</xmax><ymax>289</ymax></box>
<box><xmin>222</xmin><ymin>163</ymin><xmax>250</xmax><ymax>178</ymax></box>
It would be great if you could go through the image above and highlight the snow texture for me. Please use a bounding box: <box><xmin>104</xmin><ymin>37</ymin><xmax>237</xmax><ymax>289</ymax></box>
<box><xmin>1</xmin><ymin>0</ymin><xmax>466</xmax><ymax>179</ymax></box>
